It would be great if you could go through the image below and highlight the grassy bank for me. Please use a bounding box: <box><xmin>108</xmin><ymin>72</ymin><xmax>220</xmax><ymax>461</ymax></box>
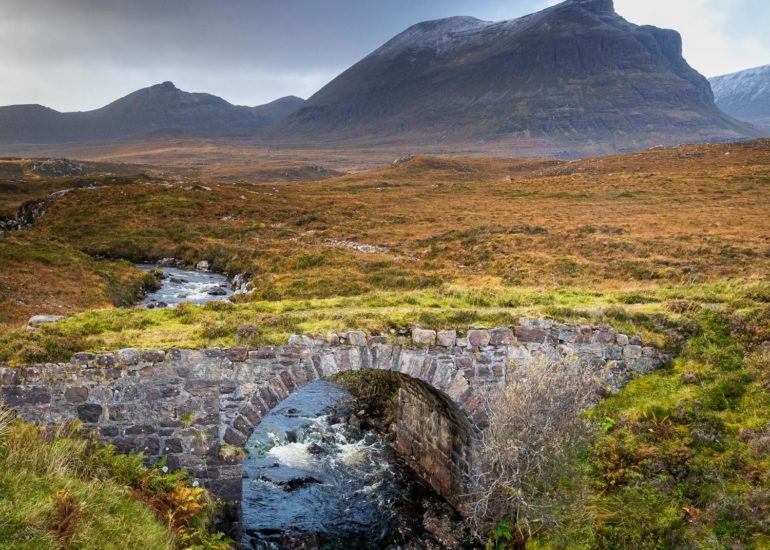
<box><xmin>489</xmin><ymin>304</ymin><xmax>770</xmax><ymax>548</ymax></box>
<box><xmin>0</xmin><ymin>412</ymin><xmax>229</xmax><ymax>549</ymax></box>
<box><xmin>1</xmin><ymin>280</ymin><xmax>767</xmax><ymax>365</ymax></box>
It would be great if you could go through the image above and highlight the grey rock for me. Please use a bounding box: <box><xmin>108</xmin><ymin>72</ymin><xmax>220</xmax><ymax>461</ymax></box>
<box><xmin>27</xmin><ymin>314</ymin><xmax>65</xmax><ymax>330</ymax></box>
<box><xmin>412</xmin><ymin>328</ymin><xmax>437</xmax><ymax>346</ymax></box>
<box><xmin>436</xmin><ymin>330</ymin><xmax>457</xmax><ymax>348</ymax></box>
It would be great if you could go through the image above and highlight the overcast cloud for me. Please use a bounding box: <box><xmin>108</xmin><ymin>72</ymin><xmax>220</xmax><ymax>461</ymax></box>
<box><xmin>0</xmin><ymin>0</ymin><xmax>768</xmax><ymax>111</ymax></box>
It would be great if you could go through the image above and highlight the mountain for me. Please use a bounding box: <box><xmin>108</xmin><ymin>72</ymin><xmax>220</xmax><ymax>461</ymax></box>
<box><xmin>252</xmin><ymin>96</ymin><xmax>306</xmax><ymax>122</ymax></box>
<box><xmin>710</xmin><ymin>65</ymin><xmax>770</xmax><ymax>132</ymax></box>
<box><xmin>0</xmin><ymin>82</ymin><xmax>304</xmax><ymax>144</ymax></box>
<box><xmin>273</xmin><ymin>0</ymin><xmax>757</xmax><ymax>153</ymax></box>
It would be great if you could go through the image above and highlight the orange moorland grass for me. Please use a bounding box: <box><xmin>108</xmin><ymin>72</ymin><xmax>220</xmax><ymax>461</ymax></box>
<box><xmin>1</xmin><ymin>140</ymin><xmax>769</xmax><ymax>328</ymax></box>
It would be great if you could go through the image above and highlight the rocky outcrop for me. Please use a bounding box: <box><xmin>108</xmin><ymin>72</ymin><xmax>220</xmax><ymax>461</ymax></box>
<box><xmin>0</xmin><ymin>189</ymin><xmax>69</xmax><ymax>234</ymax></box>
<box><xmin>273</xmin><ymin>0</ymin><xmax>756</xmax><ymax>154</ymax></box>
<box><xmin>28</xmin><ymin>158</ymin><xmax>89</xmax><ymax>177</ymax></box>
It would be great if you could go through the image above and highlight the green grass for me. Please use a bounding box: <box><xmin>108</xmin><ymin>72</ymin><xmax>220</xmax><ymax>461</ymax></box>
<box><xmin>0</xmin><ymin>415</ymin><xmax>229</xmax><ymax>549</ymax></box>
<box><xmin>528</xmin><ymin>302</ymin><xmax>770</xmax><ymax>548</ymax></box>
<box><xmin>2</xmin><ymin>281</ymin><xmax>767</xmax><ymax>364</ymax></box>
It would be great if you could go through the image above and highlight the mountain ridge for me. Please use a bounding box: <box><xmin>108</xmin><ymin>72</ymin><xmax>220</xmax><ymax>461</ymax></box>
<box><xmin>711</xmin><ymin>65</ymin><xmax>770</xmax><ymax>132</ymax></box>
<box><xmin>0</xmin><ymin>82</ymin><xmax>305</xmax><ymax>144</ymax></box>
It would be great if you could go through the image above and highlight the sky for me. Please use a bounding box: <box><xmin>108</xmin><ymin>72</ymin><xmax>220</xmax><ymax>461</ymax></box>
<box><xmin>0</xmin><ymin>0</ymin><xmax>768</xmax><ymax>112</ymax></box>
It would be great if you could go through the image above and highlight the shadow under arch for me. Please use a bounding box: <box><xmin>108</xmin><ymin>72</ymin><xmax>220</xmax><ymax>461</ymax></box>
<box><xmin>217</xmin><ymin>355</ymin><xmax>485</xmax><ymax>536</ymax></box>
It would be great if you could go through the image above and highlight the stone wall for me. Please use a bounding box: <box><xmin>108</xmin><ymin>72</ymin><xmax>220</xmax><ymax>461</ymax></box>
<box><xmin>0</xmin><ymin>319</ymin><xmax>669</xmax><ymax>523</ymax></box>
<box><xmin>397</xmin><ymin>377</ymin><xmax>475</xmax><ymax>510</ymax></box>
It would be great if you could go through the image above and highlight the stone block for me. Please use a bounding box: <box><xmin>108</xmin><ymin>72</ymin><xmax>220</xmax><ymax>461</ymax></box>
<box><xmin>164</xmin><ymin>438</ymin><xmax>184</xmax><ymax>453</ymax></box>
<box><xmin>117</xmin><ymin>348</ymin><xmax>140</xmax><ymax>365</ymax></box>
<box><xmin>346</xmin><ymin>331</ymin><xmax>368</xmax><ymax>347</ymax></box>
<box><xmin>96</xmin><ymin>354</ymin><xmax>116</xmax><ymax>367</ymax></box>
<box><xmin>515</xmin><ymin>326</ymin><xmax>545</xmax><ymax>343</ymax></box>
<box><xmin>2</xmin><ymin>386</ymin><xmax>51</xmax><ymax>407</ymax></box>
<box><xmin>233</xmin><ymin>415</ymin><xmax>253</xmax><ymax>436</ymax></box>
<box><xmin>70</xmin><ymin>352</ymin><xmax>95</xmax><ymax>366</ymax></box>
<box><xmin>576</xmin><ymin>325</ymin><xmax>593</xmax><ymax>343</ymax></box>
<box><xmin>593</xmin><ymin>328</ymin><xmax>616</xmax><ymax>344</ymax></box>
<box><xmin>436</xmin><ymin>330</ymin><xmax>457</xmax><ymax>347</ymax></box>
<box><xmin>226</xmin><ymin>348</ymin><xmax>248</xmax><ymax>362</ymax></box>
<box><xmin>223</xmin><ymin>427</ymin><xmax>247</xmax><ymax>447</ymax></box>
<box><xmin>615</xmin><ymin>334</ymin><xmax>629</xmax><ymax>346</ymax></box>
<box><xmin>184</xmin><ymin>380</ymin><xmax>218</xmax><ymax>397</ymax></box>
<box><xmin>76</xmin><ymin>403</ymin><xmax>103</xmax><ymax>423</ymax></box>
<box><xmin>624</xmin><ymin>345</ymin><xmax>643</xmax><ymax>359</ymax></box>
<box><xmin>141</xmin><ymin>349</ymin><xmax>166</xmax><ymax>363</ymax></box>
<box><xmin>287</xmin><ymin>335</ymin><xmax>314</xmax><ymax>347</ymax></box>
<box><xmin>467</xmin><ymin>329</ymin><xmax>491</xmax><ymax>348</ymax></box>
<box><xmin>489</xmin><ymin>328</ymin><xmax>515</xmax><ymax>346</ymax></box>
<box><xmin>604</xmin><ymin>345</ymin><xmax>623</xmax><ymax>361</ymax></box>
<box><xmin>412</xmin><ymin>328</ymin><xmax>437</xmax><ymax>346</ymax></box>
<box><xmin>64</xmin><ymin>386</ymin><xmax>88</xmax><ymax>404</ymax></box>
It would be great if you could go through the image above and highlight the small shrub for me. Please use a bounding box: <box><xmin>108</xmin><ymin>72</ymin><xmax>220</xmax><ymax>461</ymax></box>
<box><xmin>50</xmin><ymin>488</ymin><xmax>85</xmax><ymax>549</ymax></box>
<box><xmin>468</xmin><ymin>355</ymin><xmax>597</xmax><ymax>544</ymax></box>
<box><xmin>235</xmin><ymin>323</ymin><xmax>261</xmax><ymax>346</ymax></box>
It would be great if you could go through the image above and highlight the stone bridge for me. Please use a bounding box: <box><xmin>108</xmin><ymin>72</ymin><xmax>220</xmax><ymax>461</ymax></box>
<box><xmin>0</xmin><ymin>319</ymin><xmax>667</xmax><ymax>528</ymax></box>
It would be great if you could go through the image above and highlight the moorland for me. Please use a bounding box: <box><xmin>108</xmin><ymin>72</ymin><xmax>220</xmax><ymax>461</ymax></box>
<box><xmin>1</xmin><ymin>139</ymin><xmax>769</xmax><ymax>548</ymax></box>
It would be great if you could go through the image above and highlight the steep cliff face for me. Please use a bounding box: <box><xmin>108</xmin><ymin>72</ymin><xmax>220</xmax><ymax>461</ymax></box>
<box><xmin>711</xmin><ymin>65</ymin><xmax>770</xmax><ymax>132</ymax></box>
<box><xmin>274</xmin><ymin>0</ymin><xmax>756</xmax><ymax>152</ymax></box>
<box><xmin>0</xmin><ymin>83</ymin><xmax>305</xmax><ymax>144</ymax></box>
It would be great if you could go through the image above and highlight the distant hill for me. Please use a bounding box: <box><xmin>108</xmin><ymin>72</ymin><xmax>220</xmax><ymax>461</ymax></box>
<box><xmin>711</xmin><ymin>65</ymin><xmax>770</xmax><ymax>132</ymax></box>
<box><xmin>0</xmin><ymin>82</ymin><xmax>304</xmax><ymax>144</ymax></box>
<box><xmin>272</xmin><ymin>0</ymin><xmax>757</xmax><ymax>154</ymax></box>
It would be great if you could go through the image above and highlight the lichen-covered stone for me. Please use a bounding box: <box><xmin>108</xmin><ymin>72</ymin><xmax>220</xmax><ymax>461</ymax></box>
<box><xmin>437</xmin><ymin>330</ymin><xmax>457</xmax><ymax>347</ymax></box>
<box><xmin>346</xmin><ymin>331</ymin><xmax>368</xmax><ymax>347</ymax></box>
<box><xmin>489</xmin><ymin>328</ymin><xmax>515</xmax><ymax>346</ymax></box>
<box><xmin>412</xmin><ymin>328</ymin><xmax>437</xmax><ymax>346</ymax></box>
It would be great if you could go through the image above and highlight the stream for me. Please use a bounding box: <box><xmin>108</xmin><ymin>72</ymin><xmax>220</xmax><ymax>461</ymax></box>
<box><xmin>241</xmin><ymin>380</ymin><xmax>474</xmax><ymax>549</ymax></box>
<box><xmin>137</xmin><ymin>264</ymin><xmax>233</xmax><ymax>308</ymax></box>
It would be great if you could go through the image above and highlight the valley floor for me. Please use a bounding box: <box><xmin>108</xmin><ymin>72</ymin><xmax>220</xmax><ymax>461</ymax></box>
<box><xmin>1</xmin><ymin>140</ymin><xmax>769</xmax><ymax>548</ymax></box>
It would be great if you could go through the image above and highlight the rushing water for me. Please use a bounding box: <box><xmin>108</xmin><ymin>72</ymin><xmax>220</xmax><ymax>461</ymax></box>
<box><xmin>137</xmin><ymin>264</ymin><xmax>233</xmax><ymax>308</ymax></box>
<box><xmin>241</xmin><ymin>380</ymin><xmax>471</xmax><ymax>549</ymax></box>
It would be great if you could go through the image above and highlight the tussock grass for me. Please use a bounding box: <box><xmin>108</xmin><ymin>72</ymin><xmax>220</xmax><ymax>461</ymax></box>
<box><xmin>0</xmin><ymin>416</ymin><xmax>228</xmax><ymax>549</ymax></box>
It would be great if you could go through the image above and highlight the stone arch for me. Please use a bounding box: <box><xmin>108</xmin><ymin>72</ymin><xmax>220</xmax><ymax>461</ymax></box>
<box><xmin>219</xmin><ymin>337</ymin><xmax>490</xmax><ymax>512</ymax></box>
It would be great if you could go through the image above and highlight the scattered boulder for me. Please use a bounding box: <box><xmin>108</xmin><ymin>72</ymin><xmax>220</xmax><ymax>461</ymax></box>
<box><xmin>27</xmin><ymin>314</ymin><xmax>65</xmax><ymax>331</ymax></box>
<box><xmin>681</xmin><ymin>371</ymin><xmax>700</xmax><ymax>385</ymax></box>
<box><xmin>307</xmin><ymin>443</ymin><xmax>325</xmax><ymax>455</ymax></box>
<box><xmin>196</xmin><ymin>260</ymin><xmax>210</xmax><ymax>272</ymax></box>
